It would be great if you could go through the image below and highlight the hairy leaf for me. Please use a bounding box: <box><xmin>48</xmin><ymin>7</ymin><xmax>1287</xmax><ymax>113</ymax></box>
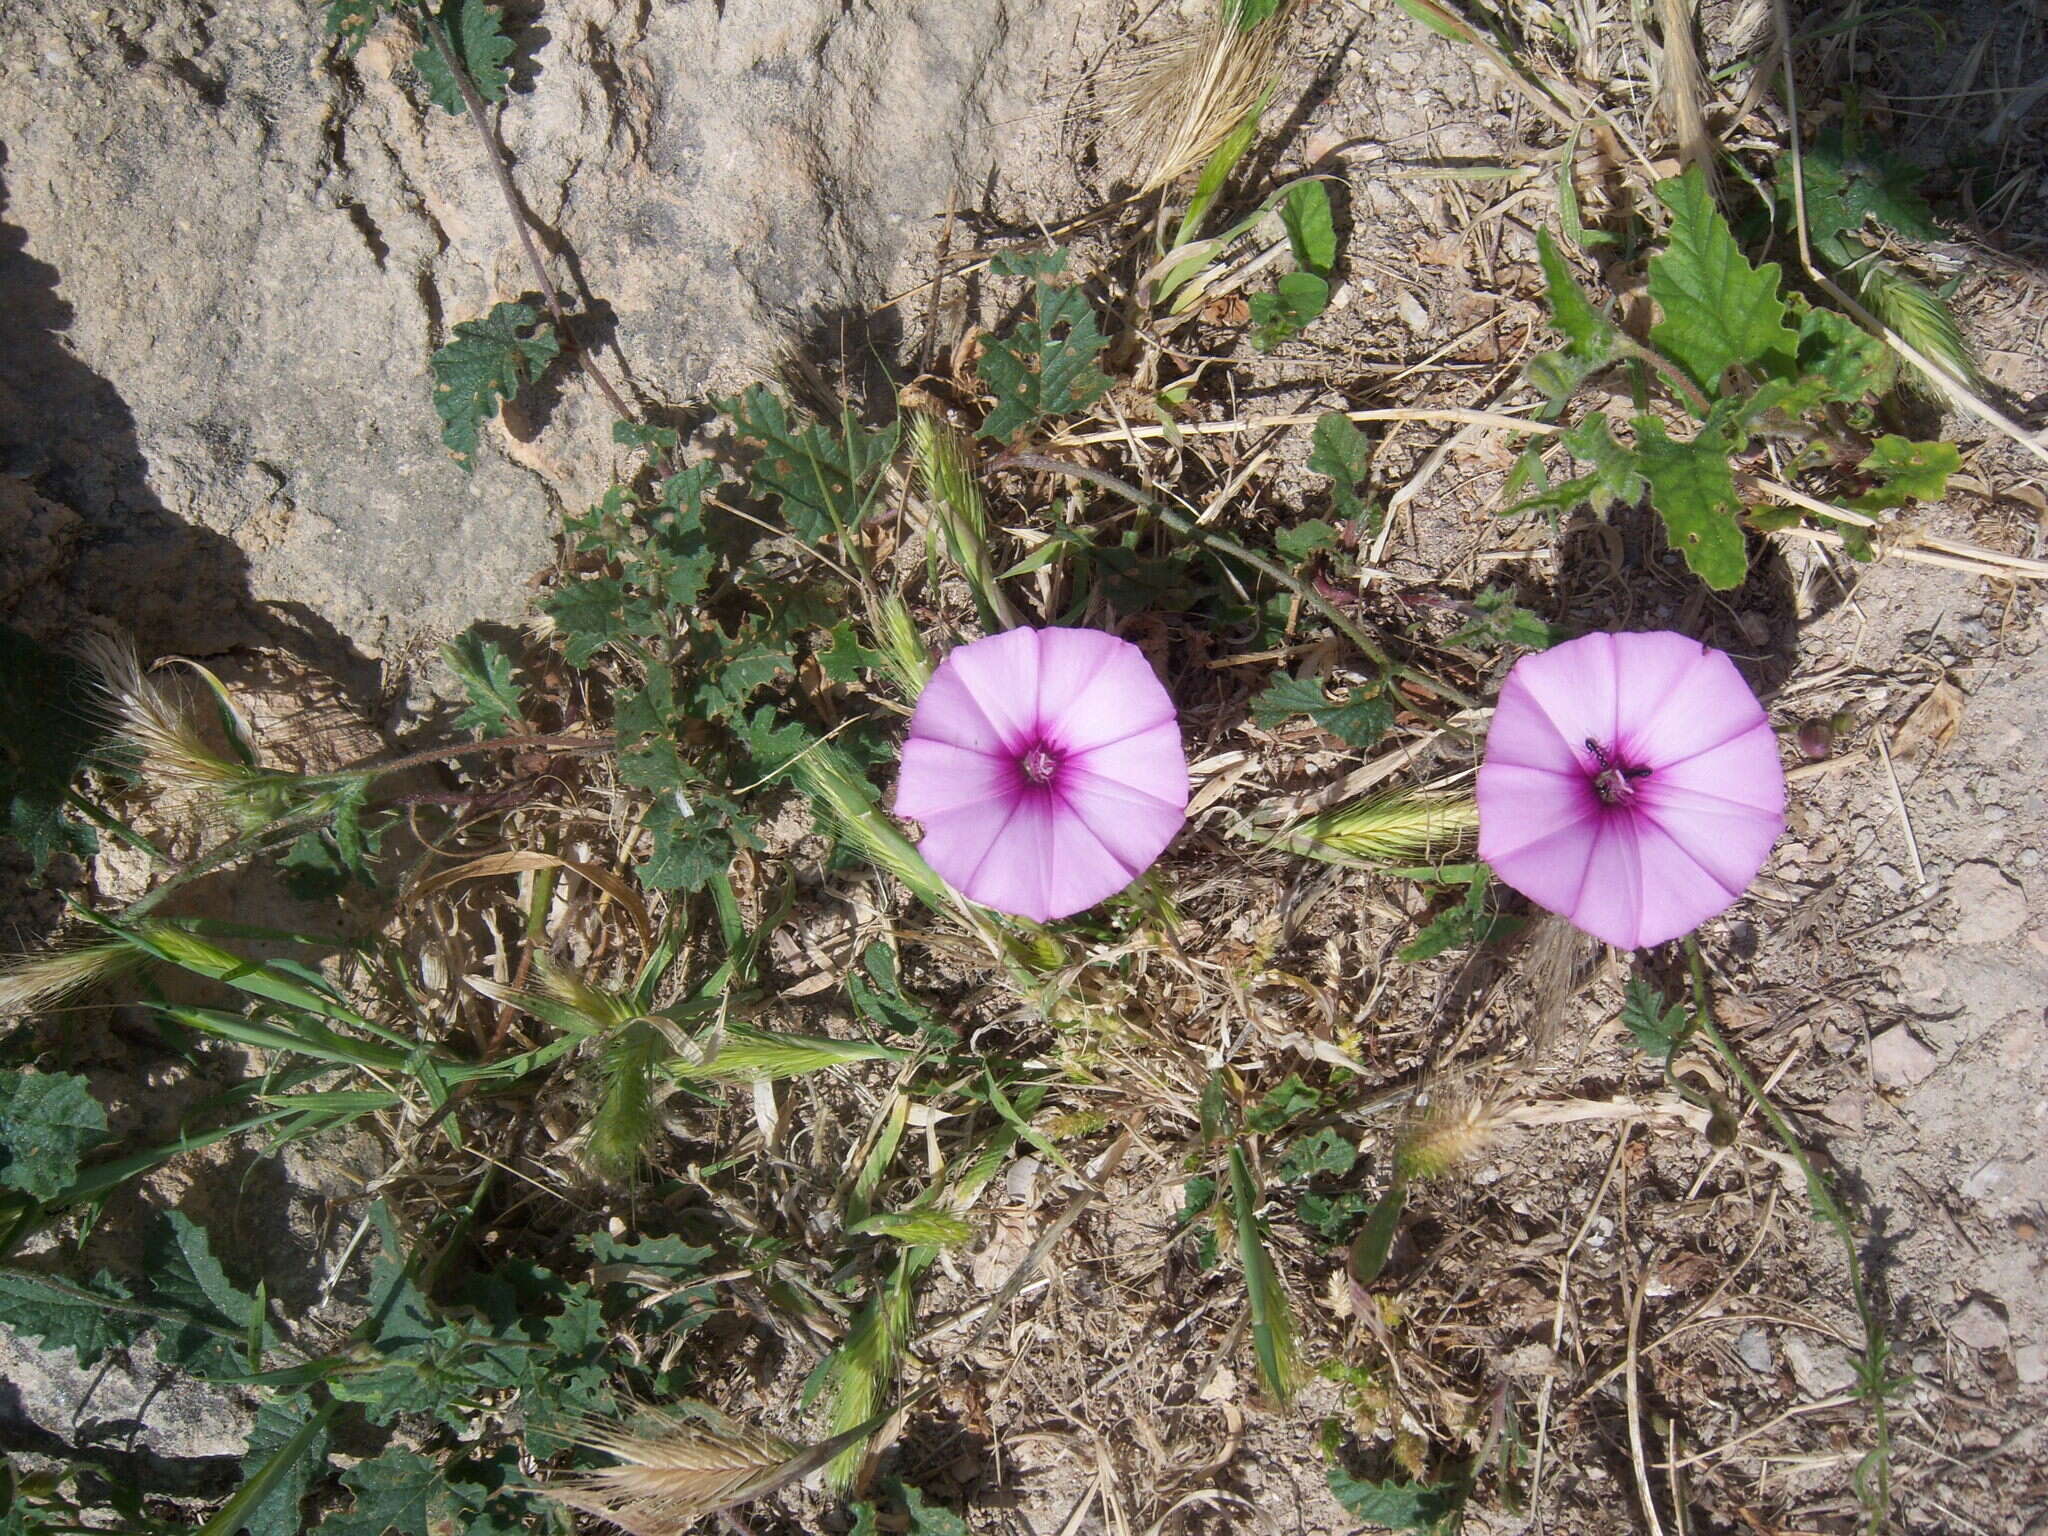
<box><xmin>976</xmin><ymin>268</ymin><xmax>1112</xmax><ymax>440</ymax></box>
<box><xmin>1250</xmin><ymin>270</ymin><xmax>1331</xmax><ymax>352</ymax></box>
<box><xmin>1252</xmin><ymin>674</ymin><xmax>1391</xmax><ymax>749</ymax></box>
<box><xmin>1649</xmin><ymin>169</ymin><xmax>1797</xmax><ymax>396</ymax></box>
<box><xmin>1275</xmin><ymin>1126</ymin><xmax>1358</xmax><ymax>1183</ymax></box>
<box><xmin>324</xmin><ymin>0</ymin><xmax>389</xmax><ymax>53</ymax></box>
<box><xmin>237</xmin><ymin>1396</ymin><xmax>333</xmax><ymax>1536</ymax></box>
<box><xmin>1307</xmin><ymin>411</ymin><xmax>1373</xmax><ymax>524</ymax></box>
<box><xmin>1528</xmin><ymin>227</ymin><xmax>1622</xmax><ymax>415</ymax></box>
<box><xmin>1619</xmin><ymin>978</ymin><xmax>1690</xmax><ymax>1063</ymax></box>
<box><xmin>317</xmin><ymin>1448</ymin><xmax>448</xmax><ymax>1536</ymax></box>
<box><xmin>430</xmin><ymin>301</ymin><xmax>558</xmax><ymax>466</ymax></box>
<box><xmin>146</xmin><ymin>1210</ymin><xmax>272</xmax><ymax>1379</ymax></box>
<box><xmin>0</xmin><ymin>1268</ymin><xmax>142</xmax><ymax>1366</ymax></box>
<box><xmin>1275</xmin><ymin>519</ymin><xmax>1341</xmax><ymax>563</ymax></box>
<box><xmin>443</xmin><ymin>628</ymin><xmax>522</xmax><ymax>738</ymax></box>
<box><xmin>1779</xmin><ymin>125</ymin><xmax>1944</xmax><ymax>268</ymax></box>
<box><xmin>1851</xmin><ymin>435</ymin><xmax>1958</xmax><ymax>515</ymax></box>
<box><xmin>0</xmin><ymin>1072</ymin><xmax>106</xmax><ymax>1202</ymax></box>
<box><xmin>1505</xmin><ymin>415</ymin><xmax>1646</xmax><ymax>521</ymax></box>
<box><xmin>1326</xmin><ymin>1466</ymin><xmax>1466</xmax><ymax>1531</ymax></box>
<box><xmin>1631</xmin><ymin>412</ymin><xmax>1749</xmax><ymax>590</ymax></box>
<box><xmin>542</xmin><ymin>576</ymin><xmax>629</xmax><ymax>667</ymax></box>
<box><xmin>718</xmin><ymin>384</ymin><xmax>900</xmax><ymax>545</ymax></box>
<box><xmin>414</xmin><ymin>0</ymin><xmax>516</xmax><ymax>115</ymax></box>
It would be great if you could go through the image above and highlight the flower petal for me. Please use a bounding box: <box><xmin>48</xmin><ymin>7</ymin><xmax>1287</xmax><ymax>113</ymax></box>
<box><xmin>1613</xmin><ymin>633</ymin><xmax>1770</xmax><ymax>768</ymax></box>
<box><xmin>895</xmin><ymin>738</ymin><xmax>1019</xmax><ymax>822</ymax></box>
<box><xmin>937</xmin><ymin>622</ymin><xmax>1048</xmax><ymax>749</ymax></box>
<box><xmin>1038</xmin><ymin>629</ymin><xmax>1176</xmax><ymax>753</ymax></box>
<box><xmin>915</xmin><ymin>797</ymin><xmax>1026</xmax><ymax>906</ymax></box>
<box><xmin>1562</xmin><ymin>812</ymin><xmax>1648</xmax><ymax>949</ymax></box>
<box><xmin>1066</xmin><ymin>719</ymin><xmax>1189</xmax><ymax>809</ymax></box>
<box><xmin>955</xmin><ymin>791</ymin><xmax>1142</xmax><ymax>922</ymax></box>
<box><xmin>1058</xmin><ymin>767</ymin><xmax>1185</xmax><ymax>878</ymax></box>
<box><xmin>1496</xmin><ymin>632</ymin><xmax>1622</xmax><ymax>768</ymax></box>
<box><xmin>908</xmin><ymin>655</ymin><xmax>1023</xmax><ymax>755</ymax></box>
<box><xmin>1477</xmin><ymin>762</ymin><xmax>1600</xmax><ymax>865</ymax></box>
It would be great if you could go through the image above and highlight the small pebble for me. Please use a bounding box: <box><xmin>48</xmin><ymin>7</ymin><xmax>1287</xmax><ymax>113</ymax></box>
<box><xmin>1950</xmin><ymin>1298</ymin><xmax>2010</xmax><ymax>1353</ymax></box>
<box><xmin>1734</xmin><ymin>1327</ymin><xmax>1774</xmax><ymax>1373</ymax></box>
<box><xmin>2017</xmin><ymin>1345</ymin><xmax>2048</xmax><ymax>1386</ymax></box>
<box><xmin>1870</xmin><ymin>1025</ymin><xmax>1939</xmax><ymax>1088</ymax></box>
<box><xmin>1875</xmin><ymin>864</ymin><xmax>1905</xmax><ymax>893</ymax></box>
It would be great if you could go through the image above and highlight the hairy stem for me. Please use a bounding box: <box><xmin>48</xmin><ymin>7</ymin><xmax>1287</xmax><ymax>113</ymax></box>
<box><xmin>1683</xmin><ymin>937</ymin><xmax>1891</xmax><ymax>1531</ymax></box>
<box><xmin>420</xmin><ymin>10</ymin><xmax>639</xmax><ymax>428</ymax></box>
<box><xmin>991</xmin><ymin>453</ymin><xmax>1479</xmax><ymax>712</ymax></box>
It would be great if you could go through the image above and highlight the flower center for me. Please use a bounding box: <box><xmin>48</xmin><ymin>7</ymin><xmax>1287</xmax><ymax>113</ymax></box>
<box><xmin>1020</xmin><ymin>742</ymin><xmax>1061</xmax><ymax>786</ymax></box>
<box><xmin>1583</xmin><ymin>738</ymin><xmax>1651</xmax><ymax>806</ymax></box>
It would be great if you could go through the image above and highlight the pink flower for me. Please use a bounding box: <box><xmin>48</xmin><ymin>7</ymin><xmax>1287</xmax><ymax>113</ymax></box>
<box><xmin>1476</xmin><ymin>630</ymin><xmax>1784</xmax><ymax>949</ymax></box>
<box><xmin>895</xmin><ymin>627</ymin><xmax>1188</xmax><ymax>922</ymax></box>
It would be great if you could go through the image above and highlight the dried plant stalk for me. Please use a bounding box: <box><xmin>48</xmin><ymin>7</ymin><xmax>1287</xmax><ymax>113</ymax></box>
<box><xmin>538</xmin><ymin>1408</ymin><xmax>802</xmax><ymax>1536</ymax></box>
<box><xmin>1096</xmin><ymin>5</ymin><xmax>1286</xmax><ymax>193</ymax></box>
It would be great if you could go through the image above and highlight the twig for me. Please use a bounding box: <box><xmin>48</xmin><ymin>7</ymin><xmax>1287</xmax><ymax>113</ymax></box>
<box><xmin>1871</xmin><ymin>731</ymin><xmax>1925</xmax><ymax>887</ymax></box>
<box><xmin>990</xmin><ymin>452</ymin><xmax>1480</xmax><ymax>711</ymax></box>
<box><xmin>1625</xmin><ymin>1265</ymin><xmax>1669</xmax><ymax>1536</ymax></box>
<box><xmin>1049</xmin><ymin>406</ymin><xmax>1561</xmax><ymax>449</ymax></box>
<box><xmin>420</xmin><ymin>11</ymin><xmax>638</xmax><ymax>428</ymax></box>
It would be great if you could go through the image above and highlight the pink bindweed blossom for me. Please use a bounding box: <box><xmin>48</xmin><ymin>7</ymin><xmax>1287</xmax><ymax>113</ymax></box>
<box><xmin>895</xmin><ymin>627</ymin><xmax>1188</xmax><ymax>922</ymax></box>
<box><xmin>1476</xmin><ymin>630</ymin><xmax>1785</xmax><ymax>950</ymax></box>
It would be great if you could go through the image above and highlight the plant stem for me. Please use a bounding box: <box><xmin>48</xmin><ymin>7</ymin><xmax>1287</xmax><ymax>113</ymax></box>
<box><xmin>420</xmin><ymin>9</ymin><xmax>639</xmax><ymax>428</ymax></box>
<box><xmin>1683</xmin><ymin>937</ymin><xmax>1891</xmax><ymax>1532</ymax></box>
<box><xmin>991</xmin><ymin>452</ymin><xmax>1479</xmax><ymax>712</ymax></box>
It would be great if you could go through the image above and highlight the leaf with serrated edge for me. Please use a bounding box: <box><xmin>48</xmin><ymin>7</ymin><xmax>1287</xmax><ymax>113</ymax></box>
<box><xmin>1630</xmin><ymin>414</ymin><xmax>1749</xmax><ymax>590</ymax></box>
<box><xmin>430</xmin><ymin>301</ymin><xmax>557</xmax><ymax>466</ymax></box>
<box><xmin>1649</xmin><ymin>169</ymin><xmax>1797</xmax><ymax>397</ymax></box>
<box><xmin>414</xmin><ymin>0</ymin><xmax>515</xmax><ymax>114</ymax></box>
<box><xmin>0</xmin><ymin>1072</ymin><xmax>106</xmax><ymax>1201</ymax></box>
<box><xmin>443</xmin><ymin>629</ymin><xmax>522</xmax><ymax>738</ymax></box>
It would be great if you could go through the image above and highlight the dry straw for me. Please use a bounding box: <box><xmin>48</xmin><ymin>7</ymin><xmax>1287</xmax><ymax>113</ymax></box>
<box><xmin>1096</xmin><ymin>3</ymin><xmax>1288</xmax><ymax>193</ymax></box>
<box><xmin>538</xmin><ymin>1408</ymin><xmax>802</xmax><ymax>1536</ymax></box>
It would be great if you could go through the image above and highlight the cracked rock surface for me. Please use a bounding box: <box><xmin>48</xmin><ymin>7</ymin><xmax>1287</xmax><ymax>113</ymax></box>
<box><xmin>0</xmin><ymin>0</ymin><xmax>1061</xmax><ymax>661</ymax></box>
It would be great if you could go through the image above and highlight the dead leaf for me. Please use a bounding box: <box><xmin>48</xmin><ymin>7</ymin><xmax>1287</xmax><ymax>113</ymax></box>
<box><xmin>1892</xmin><ymin>677</ymin><xmax>1965</xmax><ymax>759</ymax></box>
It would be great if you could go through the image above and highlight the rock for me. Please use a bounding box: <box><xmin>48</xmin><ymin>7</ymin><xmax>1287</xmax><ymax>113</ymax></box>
<box><xmin>1869</xmin><ymin>1025</ymin><xmax>1939</xmax><ymax>1088</ymax></box>
<box><xmin>1783</xmin><ymin>1336</ymin><xmax>1858</xmax><ymax>1396</ymax></box>
<box><xmin>1949</xmin><ymin>1298</ymin><xmax>2010</xmax><ymax>1353</ymax></box>
<box><xmin>1734</xmin><ymin>1326</ymin><xmax>1774</xmax><ymax>1374</ymax></box>
<box><xmin>1948</xmin><ymin>861</ymin><xmax>2028</xmax><ymax>945</ymax></box>
<box><xmin>0</xmin><ymin>0</ymin><xmax>1076</xmax><ymax>657</ymax></box>
<box><xmin>0</xmin><ymin>1326</ymin><xmax>251</xmax><ymax>1466</ymax></box>
<box><xmin>2016</xmin><ymin>1344</ymin><xmax>2047</xmax><ymax>1385</ymax></box>
<box><xmin>1821</xmin><ymin>1089</ymin><xmax>1870</xmax><ymax>1131</ymax></box>
<box><xmin>1960</xmin><ymin>1161</ymin><xmax>2011</xmax><ymax>1203</ymax></box>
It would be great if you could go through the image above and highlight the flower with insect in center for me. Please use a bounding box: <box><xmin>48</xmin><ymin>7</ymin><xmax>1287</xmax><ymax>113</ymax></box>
<box><xmin>1476</xmin><ymin>630</ymin><xmax>1784</xmax><ymax>950</ymax></box>
<box><xmin>894</xmin><ymin>627</ymin><xmax>1188</xmax><ymax>923</ymax></box>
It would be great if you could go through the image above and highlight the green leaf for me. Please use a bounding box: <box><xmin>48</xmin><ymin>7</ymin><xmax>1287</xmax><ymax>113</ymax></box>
<box><xmin>0</xmin><ymin>627</ymin><xmax>104</xmax><ymax>873</ymax></box>
<box><xmin>1619</xmin><ymin>978</ymin><xmax>1690</xmax><ymax>1064</ymax></box>
<box><xmin>1527</xmin><ymin>227</ymin><xmax>1622</xmax><ymax>416</ymax></box>
<box><xmin>324</xmin><ymin>0</ymin><xmax>388</xmax><ymax>53</ymax></box>
<box><xmin>1246</xmin><ymin>1073</ymin><xmax>1320</xmax><ymax>1133</ymax></box>
<box><xmin>542</xmin><ymin>576</ymin><xmax>628</xmax><ymax>666</ymax></box>
<box><xmin>1649</xmin><ymin>169</ymin><xmax>1797</xmax><ymax>396</ymax></box>
<box><xmin>147</xmin><ymin>1211</ymin><xmax>273</xmax><ymax>1380</ymax></box>
<box><xmin>236</xmin><ymin>1396</ymin><xmax>332</xmax><ymax>1536</ymax></box>
<box><xmin>430</xmin><ymin>301</ymin><xmax>558</xmax><ymax>466</ymax></box>
<box><xmin>1230</xmin><ymin>1145</ymin><xmax>1299</xmax><ymax>1405</ymax></box>
<box><xmin>717</xmin><ymin>385</ymin><xmax>900</xmax><ymax>545</ymax></box>
<box><xmin>442</xmin><ymin>628</ymin><xmax>522</xmax><ymax>738</ymax></box>
<box><xmin>0</xmin><ymin>1268</ymin><xmax>142</xmax><ymax>1366</ymax></box>
<box><xmin>1631</xmin><ymin>412</ymin><xmax>1749</xmax><ymax>590</ymax></box>
<box><xmin>1850</xmin><ymin>435</ymin><xmax>1958</xmax><ymax>515</ymax></box>
<box><xmin>317</xmin><ymin>1448</ymin><xmax>448</xmax><ymax>1536</ymax></box>
<box><xmin>1447</xmin><ymin>585</ymin><xmax>1554</xmax><ymax>651</ymax></box>
<box><xmin>1504</xmin><ymin>415</ymin><xmax>1646</xmax><ymax>521</ymax></box>
<box><xmin>1281</xmin><ymin>179</ymin><xmax>1338</xmax><ymax>273</ymax></box>
<box><xmin>976</xmin><ymin>270</ymin><xmax>1114</xmax><ymax>440</ymax></box>
<box><xmin>894</xmin><ymin>1481</ymin><xmax>971</xmax><ymax>1536</ymax></box>
<box><xmin>1777</xmin><ymin>126</ymin><xmax>1944</xmax><ymax>265</ymax></box>
<box><xmin>0</xmin><ymin>1073</ymin><xmax>107</xmax><ymax>1202</ymax></box>
<box><xmin>1251</xmin><ymin>675</ymin><xmax>1391</xmax><ymax>749</ymax></box>
<box><xmin>1225</xmin><ymin>0</ymin><xmax>1284</xmax><ymax>28</ymax></box>
<box><xmin>1345</xmin><ymin>1181</ymin><xmax>1407</xmax><ymax>1287</ymax></box>
<box><xmin>1173</xmin><ymin>112</ymin><xmax>1262</xmax><ymax>250</ymax></box>
<box><xmin>1299</xmin><ymin>1189</ymin><xmax>1372</xmax><ymax>1239</ymax></box>
<box><xmin>1275</xmin><ymin>1126</ymin><xmax>1357</xmax><ymax>1183</ymax></box>
<box><xmin>637</xmin><ymin>796</ymin><xmax>747</xmax><ymax>893</ymax></box>
<box><xmin>1249</xmin><ymin>270</ymin><xmax>1331</xmax><ymax>351</ymax></box>
<box><xmin>1326</xmin><ymin>1466</ymin><xmax>1466</xmax><ymax>1531</ymax></box>
<box><xmin>1791</xmin><ymin>302</ymin><xmax>1893</xmax><ymax>406</ymax></box>
<box><xmin>414</xmin><ymin>0</ymin><xmax>515</xmax><ymax>115</ymax></box>
<box><xmin>1308</xmin><ymin>411</ymin><xmax>1373</xmax><ymax>524</ymax></box>
<box><xmin>1275</xmin><ymin>519</ymin><xmax>1341</xmax><ymax>563</ymax></box>
<box><xmin>1398</xmin><ymin>866</ymin><xmax>1507</xmax><ymax>961</ymax></box>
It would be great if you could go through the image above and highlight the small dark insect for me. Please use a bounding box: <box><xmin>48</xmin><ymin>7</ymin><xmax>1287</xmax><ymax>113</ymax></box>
<box><xmin>1584</xmin><ymin>738</ymin><xmax>1650</xmax><ymax>804</ymax></box>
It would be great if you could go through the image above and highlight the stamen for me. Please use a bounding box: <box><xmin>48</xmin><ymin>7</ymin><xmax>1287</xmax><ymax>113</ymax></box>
<box><xmin>1021</xmin><ymin>744</ymin><xmax>1059</xmax><ymax>785</ymax></box>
